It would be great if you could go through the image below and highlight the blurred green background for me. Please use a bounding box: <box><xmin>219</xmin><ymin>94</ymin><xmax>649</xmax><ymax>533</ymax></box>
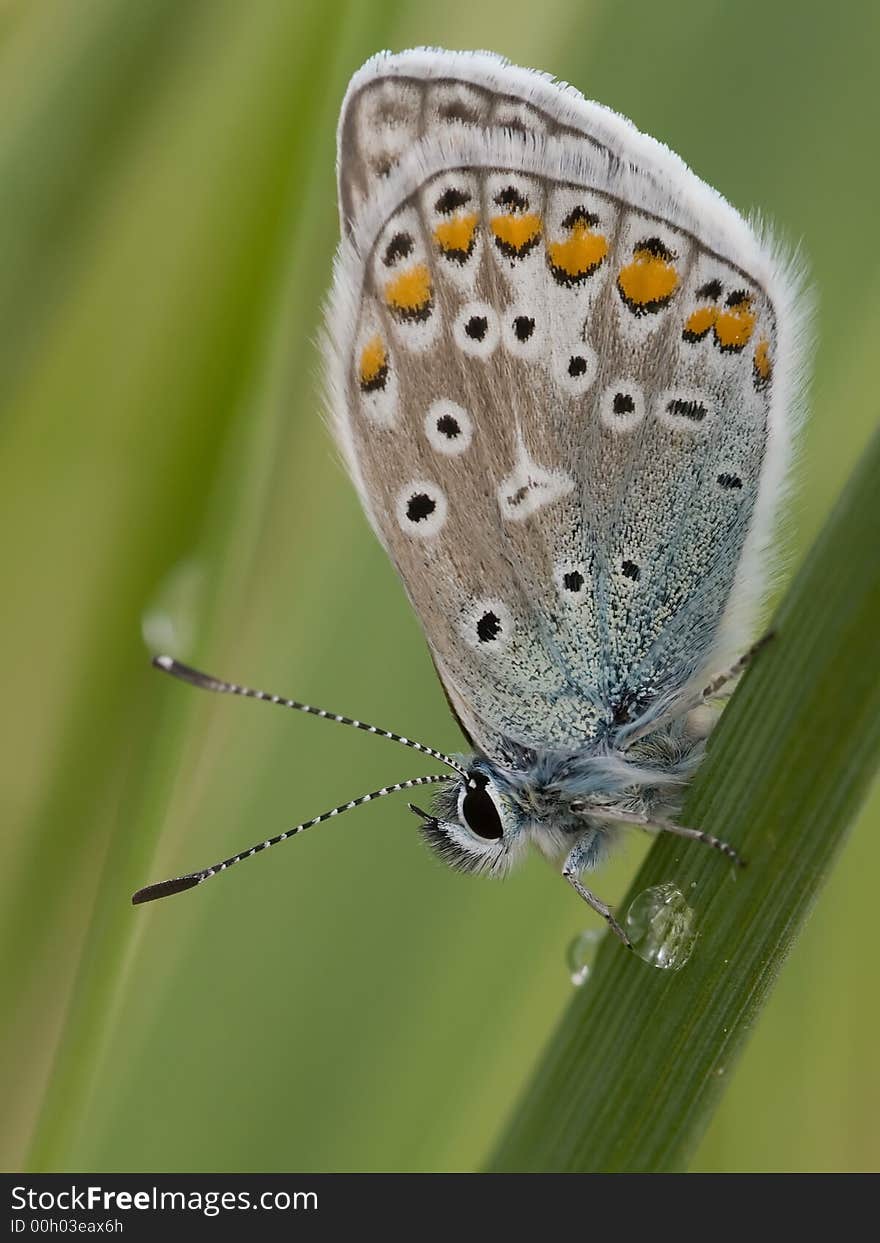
<box><xmin>1</xmin><ymin>0</ymin><xmax>877</xmax><ymax>1173</ymax></box>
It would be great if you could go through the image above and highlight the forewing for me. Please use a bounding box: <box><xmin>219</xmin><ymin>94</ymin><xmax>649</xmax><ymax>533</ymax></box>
<box><xmin>326</xmin><ymin>51</ymin><xmax>804</xmax><ymax>759</ymax></box>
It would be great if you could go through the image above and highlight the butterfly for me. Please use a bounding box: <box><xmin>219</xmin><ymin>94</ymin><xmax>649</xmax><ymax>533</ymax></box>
<box><xmin>134</xmin><ymin>49</ymin><xmax>807</xmax><ymax>950</ymax></box>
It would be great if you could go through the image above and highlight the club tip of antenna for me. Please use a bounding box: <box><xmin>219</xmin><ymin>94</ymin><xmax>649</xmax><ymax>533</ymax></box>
<box><xmin>132</xmin><ymin>873</ymin><xmax>202</xmax><ymax>905</ymax></box>
<box><xmin>151</xmin><ymin>653</ymin><xmax>225</xmax><ymax>692</ymax></box>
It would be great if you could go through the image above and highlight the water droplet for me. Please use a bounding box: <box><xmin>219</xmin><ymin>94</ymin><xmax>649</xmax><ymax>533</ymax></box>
<box><xmin>625</xmin><ymin>882</ymin><xmax>697</xmax><ymax>971</ymax></box>
<box><xmin>142</xmin><ymin>558</ymin><xmax>206</xmax><ymax>658</ymax></box>
<box><xmin>566</xmin><ymin>928</ymin><xmax>602</xmax><ymax>987</ymax></box>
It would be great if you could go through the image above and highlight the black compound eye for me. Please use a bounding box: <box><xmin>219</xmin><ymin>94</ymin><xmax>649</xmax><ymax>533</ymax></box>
<box><xmin>461</xmin><ymin>772</ymin><xmax>503</xmax><ymax>840</ymax></box>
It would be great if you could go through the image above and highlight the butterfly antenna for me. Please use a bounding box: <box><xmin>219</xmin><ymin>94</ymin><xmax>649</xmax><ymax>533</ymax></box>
<box><xmin>152</xmin><ymin>654</ymin><xmax>469</xmax><ymax>779</ymax></box>
<box><xmin>132</xmin><ymin>773</ymin><xmax>453</xmax><ymax>905</ymax></box>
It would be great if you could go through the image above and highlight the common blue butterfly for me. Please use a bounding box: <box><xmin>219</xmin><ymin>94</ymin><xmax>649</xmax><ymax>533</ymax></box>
<box><xmin>134</xmin><ymin>49</ymin><xmax>807</xmax><ymax>951</ymax></box>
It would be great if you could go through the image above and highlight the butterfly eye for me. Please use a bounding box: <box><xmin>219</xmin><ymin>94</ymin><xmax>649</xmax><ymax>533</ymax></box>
<box><xmin>460</xmin><ymin>772</ymin><xmax>504</xmax><ymax>840</ymax></box>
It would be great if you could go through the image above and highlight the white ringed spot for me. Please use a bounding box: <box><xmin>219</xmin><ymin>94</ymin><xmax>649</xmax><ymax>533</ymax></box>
<box><xmin>395</xmin><ymin>480</ymin><xmax>448</xmax><ymax>538</ymax></box>
<box><xmin>553</xmin><ymin>563</ymin><xmax>589</xmax><ymax>598</ymax></box>
<box><xmin>498</xmin><ymin>432</ymin><xmax>574</xmax><ymax>521</ymax></box>
<box><xmin>656</xmin><ymin>387</ymin><xmax>713</xmax><ymax>432</ymax></box>
<box><xmin>461</xmin><ymin>598</ymin><xmax>513</xmax><ymax>651</ymax></box>
<box><xmin>553</xmin><ymin>343</ymin><xmax>598</xmax><ymax>396</ymax></box>
<box><xmin>453</xmin><ymin>300</ymin><xmax>500</xmax><ymax>359</ymax></box>
<box><xmin>501</xmin><ymin>303</ymin><xmax>545</xmax><ymax>362</ymax></box>
<box><xmin>425</xmin><ymin>399</ymin><xmax>473</xmax><ymax>455</ymax></box>
<box><xmin>599</xmin><ymin>381</ymin><xmax>646</xmax><ymax>432</ymax></box>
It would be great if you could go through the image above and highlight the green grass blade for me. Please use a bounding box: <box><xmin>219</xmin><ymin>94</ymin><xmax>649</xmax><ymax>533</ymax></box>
<box><xmin>0</xmin><ymin>0</ymin><xmax>215</xmax><ymax>408</ymax></box>
<box><xmin>4</xmin><ymin>0</ymin><xmax>364</xmax><ymax>1170</ymax></box>
<box><xmin>489</xmin><ymin>428</ymin><xmax>880</xmax><ymax>1172</ymax></box>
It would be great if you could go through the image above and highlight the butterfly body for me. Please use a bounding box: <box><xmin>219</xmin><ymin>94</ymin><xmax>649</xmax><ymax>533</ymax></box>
<box><xmin>423</xmin><ymin>707</ymin><xmax>707</xmax><ymax>878</ymax></box>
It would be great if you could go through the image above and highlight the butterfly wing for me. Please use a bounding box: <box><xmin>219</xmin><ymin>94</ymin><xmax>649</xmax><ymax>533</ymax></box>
<box><xmin>325</xmin><ymin>50</ymin><xmax>806</xmax><ymax>760</ymax></box>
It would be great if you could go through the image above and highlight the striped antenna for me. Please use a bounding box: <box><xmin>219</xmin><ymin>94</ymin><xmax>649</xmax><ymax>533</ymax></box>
<box><xmin>152</xmin><ymin>655</ymin><xmax>469</xmax><ymax>780</ymax></box>
<box><xmin>132</xmin><ymin>773</ymin><xmax>453</xmax><ymax>905</ymax></box>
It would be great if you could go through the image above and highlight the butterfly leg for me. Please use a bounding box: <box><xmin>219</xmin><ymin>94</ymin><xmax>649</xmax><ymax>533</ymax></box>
<box><xmin>592</xmin><ymin>808</ymin><xmax>745</xmax><ymax>867</ymax></box>
<box><xmin>643</xmin><ymin>817</ymin><xmax>744</xmax><ymax>866</ymax></box>
<box><xmin>699</xmin><ymin>630</ymin><xmax>775</xmax><ymax>702</ymax></box>
<box><xmin>563</xmin><ymin>837</ymin><xmax>632</xmax><ymax>949</ymax></box>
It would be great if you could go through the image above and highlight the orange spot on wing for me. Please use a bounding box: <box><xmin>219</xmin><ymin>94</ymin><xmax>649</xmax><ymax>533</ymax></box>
<box><xmin>433</xmin><ymin>213</ymin><xmax>478</xmax><ymax>258</ymax></box>
<box><xmin>547</xmin><ymin>219</ymin><xmax>608</xmax><ymax>283</ymax></box>
<box><xmin>384</xmin><ymin>264</ymin><xmax>433</xmax><ymax>320</ymax></box>
<box><xmin>714</xmin><ymin>295</ymin><xmax>756</xmax><ymax>352</ymax></box>
<box><xmin>617</xmin><ymin>246</ymin><xmax>679</xmax><ymax>314</ymax></box>
<box><xmin>683</xmin><ymin>305</ymin><xmax>718</xmax><ymax>341</ymax></box>
<box><xmin>490</xmin><ymin>212</ymin><xmax>542</xmax><ymax>256</ymax></box>
<box><xmin>358</xmin><ymin>336</ymin><xmax>388</xmax><ymax>390</ymax></box>
<box><xmin>753</xmin><ymin>338</ymin><xmax>772</xmax><ymax>388</ymax></box>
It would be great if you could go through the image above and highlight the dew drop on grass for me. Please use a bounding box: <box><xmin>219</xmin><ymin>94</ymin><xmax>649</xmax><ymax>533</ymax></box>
<box><xmin>566</xmin><ymin>928</ymin><xmax>602</xmax><ymax>986</ymax></box>
<box><xmin>625</xmin><ymin>882</ymin><xmax>697</xmax><ymax>971</ymax></box>
<box><xmin>141</xmin><ymin>557</ymin><xmax>205</xmax><ymax>657</ymax></box>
